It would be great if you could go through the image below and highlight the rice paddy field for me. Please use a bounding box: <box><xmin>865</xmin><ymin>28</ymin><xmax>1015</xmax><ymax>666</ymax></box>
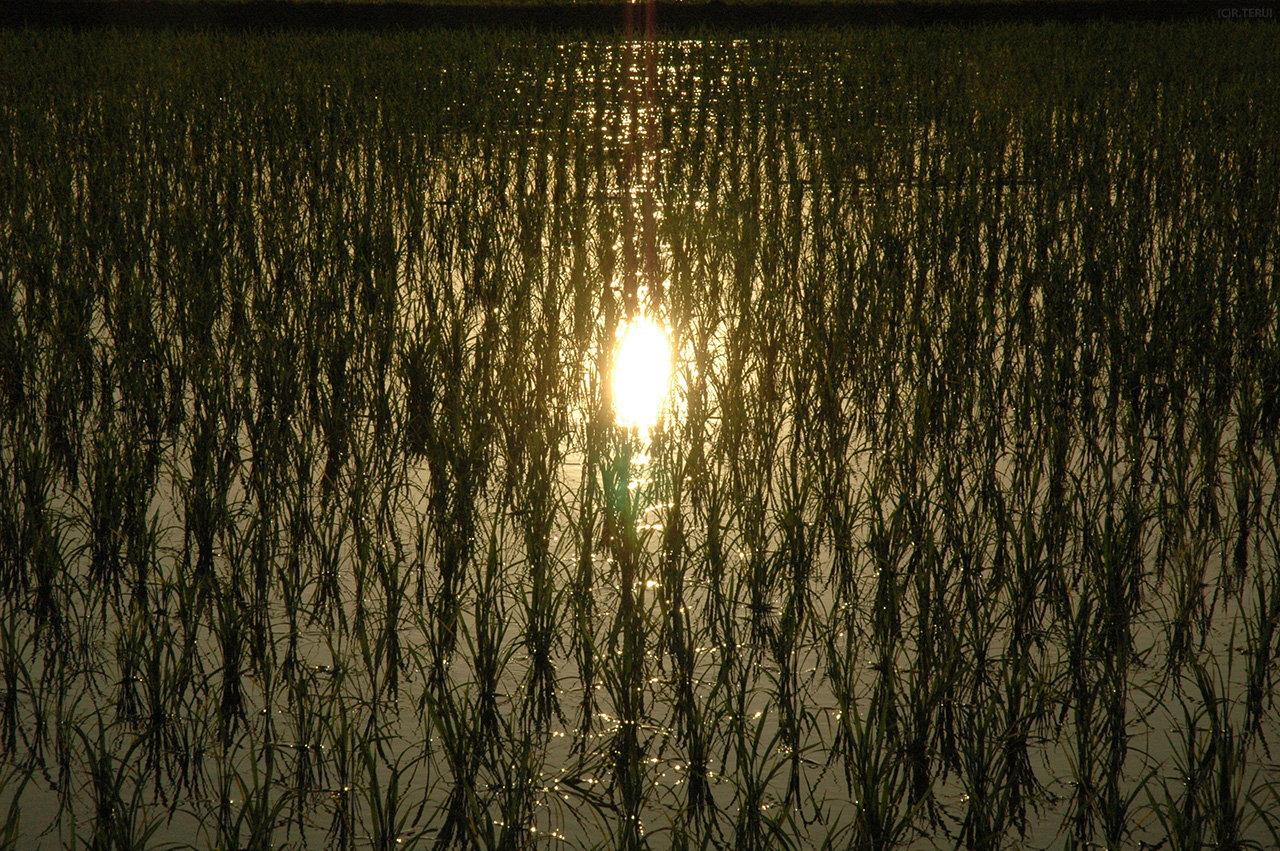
<box><xmin>1</xmin><ymin>21</ymin><xmax>1279</xmax><ymax>850</ymax></box>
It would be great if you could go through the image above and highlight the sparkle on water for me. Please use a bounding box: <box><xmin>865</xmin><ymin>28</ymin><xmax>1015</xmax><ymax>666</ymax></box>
<box><xmin>612</xmin><ymin>315</ymin><xmax>672</xmax><ymax>432</ymax></box>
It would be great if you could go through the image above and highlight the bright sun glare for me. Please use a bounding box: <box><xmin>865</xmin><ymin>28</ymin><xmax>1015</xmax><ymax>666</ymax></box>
<box><xmin>613</xmin><ymin>315</ymin><xmax>671</xmax><ymax>433</ymax></box>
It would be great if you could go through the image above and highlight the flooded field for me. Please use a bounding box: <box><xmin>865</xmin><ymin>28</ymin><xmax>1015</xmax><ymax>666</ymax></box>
<box><xmin>1</xmin><ymin>23</ymin><xmax>1279</xmax><ymax>849</ymax></box>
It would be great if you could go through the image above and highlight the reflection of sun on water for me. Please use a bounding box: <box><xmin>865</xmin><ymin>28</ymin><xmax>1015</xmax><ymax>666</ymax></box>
<box><xmin>613</xmin><ymin>315</ymin><xmax>671</xmax><ymax>433</ymax></box>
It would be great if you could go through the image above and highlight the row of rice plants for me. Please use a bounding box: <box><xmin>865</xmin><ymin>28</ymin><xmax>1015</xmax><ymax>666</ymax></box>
<box><xmin>0</xmin><ymin>21</ymin><xmax>1277</xmax><ymax>849</ymax></box>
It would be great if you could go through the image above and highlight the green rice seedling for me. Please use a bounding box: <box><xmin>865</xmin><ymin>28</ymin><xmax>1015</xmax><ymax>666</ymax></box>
<box><xmin>0</xmin><ymin>615</ymin><xmax>32</xmax><ymax>760</ymax></box>
<box><xmin>75</xmin><ymin>724</ymin><xmax>122</xmax><ymax>850</ymax></box>
<box><xmin>276</xmin><ymin>660</ymin><xmax>330</xmax><ymax>822</ymax></box>
<box><xmin>318</xmin><ymin>679</ymin><xmax>358</xmax><ymax>851</ymax></box>
<box><xmin>595</xmin><ymin>433</ymin><xmax>662</xmax><ymax>845</ymax></box>
<box><xmin>1245</xmin><ymin>775</ymin><xmax>1280</xmax><ymax>851</ymax></box>
<box><xmin>471</xmin><ymin>531</ymin><xmax>517</xmax><ymax>745</ymax></box>
<box><xmin>727</xmin><ymin>707</ymin><xmax>800</xmax><ymax>851</ymax></box>
<box><xmin>209</xmin><ymin>730</ymin><xmax>290</xmax><ymax>851</ymax></box>
<box><xmin>1164</xmin><ymin>535</ymin><xmax>1213</xmax><ymax>680</ymax></box>
<box><xmin>994</xmin><ymin>642</ymin><xmax>1052</xmax><ymax>840</ymax></box>
<box><xmin>836</xmin><ymin>691</ymin><xmax>918</xmax><ymax>851</ymax></box>
<box><xmin>517</xmin><ymin>454</ymin><xmax>564</xmax><ymax>727</ymax></box>
<box><xmin>491</xmin><ymin>730</ymin><xmax>542</xmax><ymax>851</ymax></box>
<box><xmin>1061</xmin><ymin>590</ymin><xmax>1101</xmax><ymax>846</ymax></box>
<box><xmin>403</xmin><ymin>308</ymin><xmax>489</xmax><ymax>694</ymax></box>
<box><xmin>113</xmin><ymin>613</ymin><xmax>147</xmax><ymax>731</ymax></box>
<box><xmin>1195</xmin><ymin>660</ymin><xmax>1257</xmax><ymax>850</ymax></box>
<box><xmin>424</xmin><ymin>690</ymin><xmax>481</xmax><ymax>848</ymax></box>
<box><xmin>308</xmin><ymin>505</ymin><xmax>351</xmax><ymax>636</ymax></box>
<box><xmin>358</xmin><ymin>739</ymin><xmax>426</xmax><ymax>851</ymax></box>
<box><xmin>600</xmin><ymin>600</ymin><xmax>648</xmax><ymax>849</ymax></box>
<box><xmin>0</xmin><ymin>763</ymin><xmax>31</xmax><ymax>848</ymax></box>
<box><xmin>953</xmin><ymin>694</ymin><xmax>1005</xmax><ymax>851</ymax></box>
<box><xmin>648</xmin><ymin>441</ymin><xmax>720</xmax><ymax>828</ymax></box>
<box><xmin>1149</xmin><ymin>659</ymin><xmax>1255</xmax><ymax>851</ymax></box>
<box><xmin>70</xmin><ymin>711</ymin><xmax>177</xmax><ymax>851</ymax></box>
<box><xmin>571</xmin><ymin>434</ymin><xmax>602</xmax><ymax>745</ymax></box>
<box><xmin>769</xmin><ymin>489</ymin><xmax>816</xmax><ymax>813</ymax></box>
<box><xmin>215</xmin><ymin>580</ymin><xmax>247</xmax><ymax>751</ymax></box>
<box><xmin>0</xmin><ymin>448</ymin><xmax>24</xmax><ymax>603</ymax></box>
<box><xmin>371</xmin><ymin>538</ymin><xmax>410</xmax><ymax>703</ymax></box>
<box><xmin>1243</xmin><ymin>525</ymin><xmax>1280</xmax><ymax>738</ymax></box>
<box><xmin>142</xmin><ymin>617</ymin><xmax>203</xmax><ymax>803</ymax></box>
<box><xmin>16</xmin><ymin>439</ymin><xmax>65</xmax><ymax>642</ymax></box>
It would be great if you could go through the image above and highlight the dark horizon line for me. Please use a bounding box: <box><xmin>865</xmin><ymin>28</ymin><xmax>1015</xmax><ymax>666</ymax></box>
<box><xmin>0</xmin><ymin>0</ymin><xmax>1267</xmax><ymax>32</ymax></box>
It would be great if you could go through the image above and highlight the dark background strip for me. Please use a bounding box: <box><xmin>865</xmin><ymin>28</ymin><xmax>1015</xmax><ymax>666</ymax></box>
<box><xmin>0</xmin><ymin>1</ymin><xmax>1270</xmax><ymax>32</ymax></box>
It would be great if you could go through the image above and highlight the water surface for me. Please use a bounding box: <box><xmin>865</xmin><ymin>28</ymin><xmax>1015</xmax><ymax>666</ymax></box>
<box><xmin>1</xmin><ymin>24</ymin><xmax>1279</xmax><ymax>849</ymax></box>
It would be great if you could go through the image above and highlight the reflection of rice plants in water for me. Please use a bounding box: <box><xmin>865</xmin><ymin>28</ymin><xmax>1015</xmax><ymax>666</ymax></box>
<box><xmin>1</xmin><ymin>22</ymin><xmax>1279</xmax><ymax>849</ymax></box>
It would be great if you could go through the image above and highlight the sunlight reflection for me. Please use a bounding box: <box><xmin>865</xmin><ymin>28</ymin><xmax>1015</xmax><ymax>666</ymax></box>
<box><xmin>613</xmin><ymin>315</ymin><xmax>671</xmax><ymax>433</ymax></box>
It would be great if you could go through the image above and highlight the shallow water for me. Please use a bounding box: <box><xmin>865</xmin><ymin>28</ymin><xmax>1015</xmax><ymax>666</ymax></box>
<box><xmin>2</xmin><ymin>23</ymin><xmax>1280</xmax><ymax>850</ymax></box>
